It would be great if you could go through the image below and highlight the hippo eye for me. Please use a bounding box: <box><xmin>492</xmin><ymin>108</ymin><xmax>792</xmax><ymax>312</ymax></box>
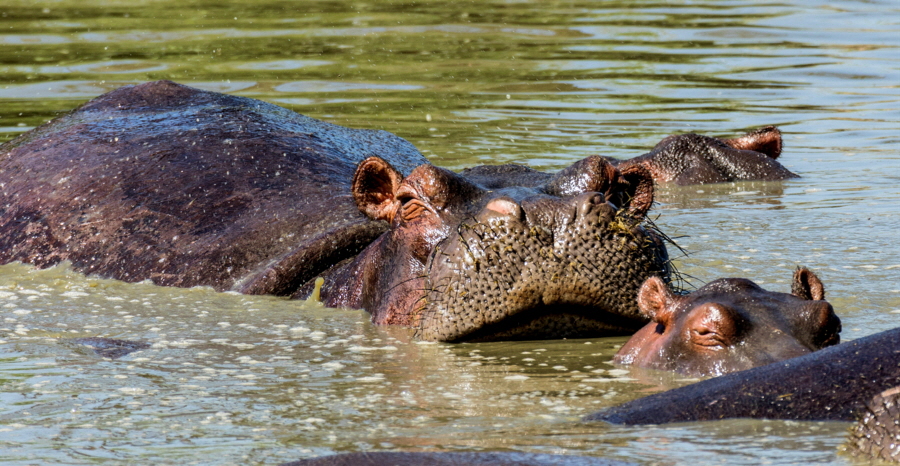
<box><xmin>401</xmin><ymin>199</ymin><xmax>428</xmax><ymax>222</ymax></box>
<box><xmin>690</xmin><ymin>328</ymin><xmax>726</xmax><ymax>349</ymax></box>
<box><xmin>396</xmin><ymin>186</ymin><xmax>431</xmax><ymax>222</ymax></box>
<box><xmin>685</xmin><ymin>303</ymin><xmax>741</xmax><ymax>350</ymax></box>
<box><xmin>396</xmin><ymin>188</ymin><xmax>433</xmax><ymax>222</ymax></box>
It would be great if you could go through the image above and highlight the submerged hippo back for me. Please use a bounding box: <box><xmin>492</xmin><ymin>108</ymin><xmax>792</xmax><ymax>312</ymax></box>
<box><xmin>0</xmin><ymin>80</ymin><xmax>427</xmax><ymax>292</ymax></box>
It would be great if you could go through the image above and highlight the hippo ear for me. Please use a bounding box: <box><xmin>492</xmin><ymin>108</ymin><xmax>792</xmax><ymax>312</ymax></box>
<box><xmin>614</xmin><ymin>164</ymin><xmax>655</xmax><ymax>219</ymax></box>
<box><xmin>637</xmin><ymin>276</ymin><xmax>675</xmax><ymax>324</ymax></box>
<box><xmin>723</xmin><ymin>126</ymin><xmax>783</xmax><ymax>160</ymax></box>
<box><xmin>352</xmin><ymin>157</ymin><xmax>403</xmax><ymax>222</ymax></box>
<box><xmin>791</xmin><ymin>267</ymin><xmax>825</xmax><ymax>301</ymax></box>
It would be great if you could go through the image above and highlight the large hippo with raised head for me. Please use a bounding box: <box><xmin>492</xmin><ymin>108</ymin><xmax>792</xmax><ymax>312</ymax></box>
<box><xmin>0</xmin><ymin>80</ymin><xmax>673</xmax><ymax>342</ymax></box>
<box><xmin>613</xmin><ymin>268</ymin><xmax>841</xmax><ymax>376</ymax></box>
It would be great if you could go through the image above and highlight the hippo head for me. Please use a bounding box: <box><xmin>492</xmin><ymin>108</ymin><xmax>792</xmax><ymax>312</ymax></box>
<box><xmin>613</xmin><ymin>268</ymin><xmax>841</xmax><ymax>377</ymax></box>
<box><xmin>322</xmin><ymin>155</ymin><xmax>671</xmax><ymax>342</ymax></box>
<box><xmin>612</xmin><ymin>125</ymin><xmax>798</xmax><ymax>185</ymax></box>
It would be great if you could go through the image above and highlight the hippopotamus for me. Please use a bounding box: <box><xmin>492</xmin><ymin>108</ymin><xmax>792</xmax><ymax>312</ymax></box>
<box><xmin>846</xmin><ymin>386</ymin><xmax>900</xmax><ymax>463</ymax></box>
<box><xmin>0</xmin><ymin>80</ymin><xmax>672</xmax><ymax>342</ymax></box>
<box><xmin>613</xmin><ymin>268</ymin><xmax>841</xmax><ymax>376</ymax></box>
<box><xmin>609</xmin><ymin>125</ymin><xmax>797</xmax><ymax>185</ymax></box>
<box><xmin>69</xmin><ymin>337</ymin><xmax>151</xmax><ymax>359</ymax></box>
<box><xmin>586</xmin><ymin>326</ymin><xmax>900</xmax><ymax>424</ymax></box>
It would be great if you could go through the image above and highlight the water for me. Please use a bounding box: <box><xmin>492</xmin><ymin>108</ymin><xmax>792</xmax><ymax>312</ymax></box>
<box><xmin>0</xmin><ymin>0</ymin><xmax>897</xmax><ymax>464</ymax></box>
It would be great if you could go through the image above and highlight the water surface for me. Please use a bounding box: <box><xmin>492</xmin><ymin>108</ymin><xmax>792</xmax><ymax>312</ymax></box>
<box><xmin>0</xmin><ymin>0</ymin><xmax>897</xmax><ymax>464</ymax></box>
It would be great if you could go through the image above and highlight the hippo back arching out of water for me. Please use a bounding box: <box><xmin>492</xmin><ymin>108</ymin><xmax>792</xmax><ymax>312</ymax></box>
<box><xmin>614</xmin><ymin>268</ymin><xmax>842</xmax><ymax>377</ymax></box>
<box><xmin>0</xmin><ymin>80</ymin><xmax>673</xmax><ymax>342</ymax></box>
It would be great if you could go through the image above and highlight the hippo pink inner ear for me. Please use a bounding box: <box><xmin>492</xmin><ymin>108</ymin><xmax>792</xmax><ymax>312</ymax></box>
<box><xmin>616</xmin><ymin>165</ymin><xmax>654</xmax><ymax>219</ymax></box>
<box><xmin>637</xmin><ymin>276</ymin><xmax>675</xmax><ymax>324</ymax></box>
<box><xmin>686</xmin><ymin>303</ymin><xmax>743</xmax><ymax>349</ymax></box>
<box><xmin>352</xmin><ymin>157</ymin><xmax>403</xmax><ymax>222</ymax></box>
<box><xmin>723</xmin><ymin>126</ymin><xmax>783</xmax><ymax>160</ymax></box>
<box><xmin>791</xmin><ymin>267</ymin><xmax>826</xmax><ymax>301</ymax></box>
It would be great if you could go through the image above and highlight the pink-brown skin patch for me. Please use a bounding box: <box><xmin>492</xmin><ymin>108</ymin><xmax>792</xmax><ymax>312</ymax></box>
<box><xmin>612</xmin><ymin>126</ymin><xmax>797</xmax><ymax>185</ymax></box>
<box><xmin>614</xmin><ymin>268</ymin><xmax>841</xmax><ymax>377</ymax></box>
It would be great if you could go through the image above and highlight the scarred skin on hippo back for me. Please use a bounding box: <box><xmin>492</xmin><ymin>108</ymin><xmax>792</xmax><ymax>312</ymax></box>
<box><xmin>0</xmin><ymin>80</ymin><xmax>427</xmax><ymax>292</ymax></box>
<box><xmin>846</xmin><ymin>386</ymin><xmax>900</xmax><ymax>463</ymax></box>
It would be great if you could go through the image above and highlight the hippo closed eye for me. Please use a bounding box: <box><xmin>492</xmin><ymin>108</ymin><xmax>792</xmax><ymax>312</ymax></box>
<box><xmin>613</xmin><ymin>267</ymin><xmax>841</xmax><ymax>376</ymax></box>
<box><xmin>0</xmin><ymin>80</ymin><xmax>672</xmax><ymax>342</ymax></box>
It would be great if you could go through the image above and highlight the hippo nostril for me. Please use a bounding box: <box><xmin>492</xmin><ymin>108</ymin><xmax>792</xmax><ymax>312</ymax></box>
<box><xmin>484</xmin><ymin>198</ymin><xmax>522</xmax><ymax>218</ymax></box>
<box><xmin>476</xmin><ymin>197</ymin><xmax>524</xmax><ymax>225</ymax></box>
<box><xmin>574</xmin><ymin>192</ymin><xmax>608</xmax><ymax>218</ymax></box>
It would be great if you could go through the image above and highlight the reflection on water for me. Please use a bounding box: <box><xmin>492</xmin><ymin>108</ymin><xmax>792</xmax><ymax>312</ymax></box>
<box><xmin>655</xmin><ymin>181</ymin><xmax>790</xmax><ymax>211</ymax></box>
<box><xmin>1</xmin><ymin>0</ymin><xmax>898</xmax><ymax>464</ymax></box>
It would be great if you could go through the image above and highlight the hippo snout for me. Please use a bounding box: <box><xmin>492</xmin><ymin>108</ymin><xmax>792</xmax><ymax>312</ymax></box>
<box><xmin>576</xmin><ymin>192</ymin><xmax>612</xmax><ymax>217</ymax></box>
<box><xmin>415</xmin><ymin>188</ymin><xmax>668</xmax><ymax>342</ymax></box>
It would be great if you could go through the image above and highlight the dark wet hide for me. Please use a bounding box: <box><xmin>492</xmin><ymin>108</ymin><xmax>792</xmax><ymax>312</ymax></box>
<box><xmin>281</xmin><ymin>451</ymin><xmax>637</xmax><ymax>466</ymax></box>
<box><xmin>846</xmin><ymin>386</ymin><xmax>900</xmax><ymax>463</ymax></box>
<box><xmin>69</xmin><ymin>337</ymin><xmax>151</xmax><ymax>359</ymax></box>
<box><xmin>458</xmin><ymin>305</ymin><xmax>641</xmax><ymax>343</ymax></box>
<box><xmin>587</xmin><ymin>327</ymin><xmax>900</xmax><ymax>424</ymax></box>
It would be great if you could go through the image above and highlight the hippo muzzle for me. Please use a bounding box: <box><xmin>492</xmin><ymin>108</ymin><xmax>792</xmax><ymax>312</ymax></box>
<box><xmin>417</xmin><ymin>190</ymin><xmax>668</xmax><ymax>342</ymax></box>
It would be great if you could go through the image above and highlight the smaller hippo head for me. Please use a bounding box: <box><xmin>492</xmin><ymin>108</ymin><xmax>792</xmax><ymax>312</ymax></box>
<box><xmin>613</xmin><ymin>126</ymin><xmax>798</xmax><ymax>185</ymax></box>
<box><xmin>614</xmin><ymin>268</ymin><xmax>841</xmax><ymax>377</ymax></box>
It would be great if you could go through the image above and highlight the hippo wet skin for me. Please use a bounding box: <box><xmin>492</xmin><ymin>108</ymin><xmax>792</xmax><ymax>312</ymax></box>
<box><xmin>614</xmin><ymin>268</ymin><xmax>841</xmax><ymax>377</ymax></box>
<box><xmin>609</xmin><ymin>125</ymin><xmax>798</xmax><ymax>185</ymax></box>
<box><xmin>586</xmin><ymin>326</ymin><xmax>900</xmax><ymax>424</ymax></box>
<box><xmin>0</xmin><ymin>80</ymin><xmax>672</xmax><ymax>342</ymax></box>
<box><xmin>846</xmin><ymin>386</ymin><xmax>900</xmax><ymax>463</ymax></box>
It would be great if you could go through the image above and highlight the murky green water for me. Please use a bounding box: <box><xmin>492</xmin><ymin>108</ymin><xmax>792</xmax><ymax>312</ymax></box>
<box><xmin>0</xmin><ymin>0</ymin><xmax>897</xmax><ymax>464</ymax></box>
